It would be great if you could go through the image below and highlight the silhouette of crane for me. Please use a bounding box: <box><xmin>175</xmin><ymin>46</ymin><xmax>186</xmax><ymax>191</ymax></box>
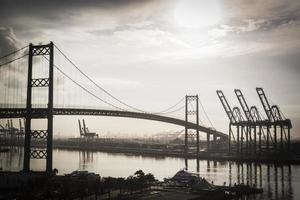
<box><xmin>78</xmin><ymin>119</ymin><xmax>98</xmax><ymax>139</ymax></box>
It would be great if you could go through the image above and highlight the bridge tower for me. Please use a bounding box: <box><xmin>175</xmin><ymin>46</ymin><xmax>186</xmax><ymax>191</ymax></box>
<box><xmin>185</xmin><ymin>95</ymin><xmax>199</xmax><ymax>158</ymax></box>
<box><xmin>23</xmin><ymin>42</ymin><xmax>54</xmax><ymax>173</ymax></box>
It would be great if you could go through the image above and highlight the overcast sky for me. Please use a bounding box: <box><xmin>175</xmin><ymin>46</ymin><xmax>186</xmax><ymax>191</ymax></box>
<box><xmin>0</xmin><ymin>0</ymin><xmax>300</xmax><ymax>139</ymax></box>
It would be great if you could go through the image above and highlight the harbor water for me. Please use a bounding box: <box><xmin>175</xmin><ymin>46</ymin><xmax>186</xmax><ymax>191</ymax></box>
<box><xmin>1</xmin><ymin>147</ymin><xmax>300</xmax><ymax>200</ymax></box>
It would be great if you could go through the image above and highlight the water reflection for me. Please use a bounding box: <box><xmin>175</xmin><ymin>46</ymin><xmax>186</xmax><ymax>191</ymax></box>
<box><xmin>79</xmin><ymin>150</ymin><xmax>94</xmax><ymax>170</ymax></box>
<box><xmin>184</xmin><ymin>159</ymin><xmax>294</xmax><ymax>200</ymax></box>
<box><xmin>0</xmin><ymin>148</ymin><xmax>298</xmax><ymax>200</ymax></box>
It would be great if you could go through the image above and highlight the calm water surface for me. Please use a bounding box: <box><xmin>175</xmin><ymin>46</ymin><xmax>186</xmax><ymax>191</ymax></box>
<box><xmin>1</xmin><ymin>148</ymin><xmax>300</xmax><ymax>200</ymax></box>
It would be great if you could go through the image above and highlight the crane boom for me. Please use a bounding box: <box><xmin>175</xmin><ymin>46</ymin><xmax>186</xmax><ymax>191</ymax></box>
<box><xmin>78</xmin><ymin>119</ymin><xmax>83</xmax><ymax>136</ymax></box>
<box><xmin>216</xmin><ymin>90</ymin><xmax>236</xmax><ymax>123</ymax></box>
<box><xmin>234</xmin><ymin>89</ymin><xmax>254</xmax><ymax>121</ymax></box>
<box><xmin>256</xmin><ymin>88</ymin><xmax>275</xmax><ymax>121</ymax></box>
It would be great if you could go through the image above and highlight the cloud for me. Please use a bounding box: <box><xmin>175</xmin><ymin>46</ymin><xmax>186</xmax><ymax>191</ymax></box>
<box><xmin>224</xmin><ymin>0</ymin><xmax>300</xmax><ymax>22</ymax></box>
<box><xmin>0</xmin><ymin>0</ymin><xmax>165</xmax><ymax>35</ymax></box>
<box><xmin>0</xmin><ymin>27</ymin><xmax>27</xmax><ymax>106</ymax></box>
<box><xmin>88</xmin><ymin>21</ymin><xmax>156</xmax><ymax>36</ymax></box>
<box><xmin>205</xmin><ymin>1</ymin><xmax>300</xmax><ymax>58</ymax></box>
<box><xmin>0</xmin><ymin>27</ymin><xmax>22</xmax><ymax>56</ymax></box>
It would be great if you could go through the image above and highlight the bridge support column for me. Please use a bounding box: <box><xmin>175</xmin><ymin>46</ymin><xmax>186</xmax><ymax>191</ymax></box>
<box><xmin>280</xmin><ymin>125</ymin><xmax>283</xmax><ymax>152</ymax></box>
<box><xmin>267</xmin><ymin>126</ymin><xmax>270</xmax><ymax>154</ymax></box>
<box><xmin>274</xmin><ymin>125</ymin><xmax>277</xmax><ymax>153</ymax></box>
<box><xmin>185</xmin><ymin>95</ymin><xmax>199</xmax><ymax>158</ymax></box>
<box><xmin>259</xmin><ymin>125</ymin><xmax>262</xmax><ymax>154</ymax></box>
<box><xmin>206</xmin><ymin>132</ymin><xmax>210</xmax><ymax>152</ymax></box>
<box><xmin>184</xmin><ymin>125</ymin><xmax>188</xmax><ymax>156</ymax></box>
<box><xmin>288</xmin><ymin>127</ymin><xmax>290</xmax><ymax>153</ymax></box>
<box><xmin>236</xmin><ymin>125</ymin><xmax>240</xmax><ymax>154</ymax></box>
<box><xmin>254</xmin><ymin>126</ymin><xmax>257</xmax><ymax>154</ymax></box>
<box><xmin>228</xmin><ymin>123</ymin><xmax>232</xmax><ymax>153</ymax></box>
<box><xmin>23</xmin><ymin>42</ymin><xmax>54</xmax><ymax>173</ymax></box>
<box><xmin>245</xmin><ymin>126</ymin><xmax>249</xmax><ymax>154</ymax></box>
<box><xmin>249</xmin><ymin>126</ymin><xmax>252</xmax><ymax>154</ymax></box>
<box><xmin>213</xmin><ymin>134</ymin><xmax>217</xmax><ymax>151</ymax></box>
<box><xmin>241</xmin><ymin>126</ymin><xmax>244</xmax><ymax>153</ymax></box>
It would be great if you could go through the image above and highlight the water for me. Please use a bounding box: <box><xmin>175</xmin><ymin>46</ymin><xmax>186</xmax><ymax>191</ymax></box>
<box><xmin>1</xmin><ymin>147</ymin><xmax>300</xmax><ymax>200</ymax></box>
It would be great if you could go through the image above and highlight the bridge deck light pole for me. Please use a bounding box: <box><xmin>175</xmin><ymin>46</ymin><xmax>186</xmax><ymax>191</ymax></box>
<box><xmin>23</xmin><ymin>42</ymin><xmax>54</xmax><ymax>173</ymax></box>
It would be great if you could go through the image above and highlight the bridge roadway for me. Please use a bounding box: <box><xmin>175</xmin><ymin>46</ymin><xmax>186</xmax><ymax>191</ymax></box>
<box><xmin>0</xmin><ymin>108</ymin><xmax>228</xmax><ymax>139</ymax></box>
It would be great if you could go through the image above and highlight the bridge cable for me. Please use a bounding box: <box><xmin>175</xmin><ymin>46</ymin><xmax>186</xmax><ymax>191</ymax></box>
<box><xmin>154</xmin><ymin>96</ymin><xmax>185</xmax><ymax>114</ymax></box>
<box><xmin>54</xmin><ymin>65</ymin><xmax>125</xmax><ymax>111</ymax></box>
<box><xmin>54</xmin><ymin>45</ymin><xmax>187</xmax><ymax>115</ymax></box>
<box><xmin>198</xmin><ymin>98</ymin><xmax>214</xmax><ymax>128</ymax></box>
<box><xmin>42</xmin><ymin>56</ymin><xmax>125</xmax><ymax>111</ymax></box>
<box><xmin>54</xmin><ymin>45</ymin><xmax>148</xmax><ymax>113</ymax></box>
<box><xmin>158</xmin><ymin>104</ymin><xmax>185</xmax><ymax>115</ymax></box>
<box><xmin>189</xmin><ymin>102</ymin><xmax>204</xmax><ymax>126</ymax></box>
<box><xmin>0</xmin><ymin>54</ymin><xmax>29</xmax><ymax>68</ymax></box>
<box><xmin>0</xmin><ymin>45</ymin><xmax>28</xmax><ymax>60</ymax></box>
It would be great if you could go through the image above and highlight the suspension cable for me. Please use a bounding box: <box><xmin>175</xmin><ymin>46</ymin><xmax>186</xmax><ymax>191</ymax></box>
<box><xmin>42</xmin><ymin>56</ymin><xmax>125</xmax><ymax>111</ymax></box>
<box><xmin>0</xmin><ymin>45</ymin><xmax>29</xmax><ymax>60</ymax></box>
<box><xmin>154</xmin><ymin>96</ymin><xmax>185</xmax><ymax>114</ymax></box>
<box><xmin>199</xmin><ymin>98</ymin><xmax>214</xmax><ymax>128</ymax></box>
<box><xmin>55</xmin><ymin>65</ymin><xmax>125</xmax><ymax>111</ymax></box>
<box><xmin>189</xmin><ymin>101</ymin><xmax>204</xmax><ymax>125</ymax></box>
<box><xmin>54</xmin><ymin>44</ymin><xmax>148</xmax><ymax>113</ymax></box>
<box><xmin>54</xmin><ymin>44</ymin><xmax>216</xmax><ymax>118</ymax></box>
<box><xmin>159</xmin><ymin>104</ymin><xmax>185</xmax><ymax>115</ymax></box>
<box><xmin>54</xmin><ymin>44</ymin><xmax>188</xmax><ymax>115</ymax></box>
<box><xmin>0</xmin><ymin>54</ymin><xmax>28</xmax><ymax>67</ymax></box>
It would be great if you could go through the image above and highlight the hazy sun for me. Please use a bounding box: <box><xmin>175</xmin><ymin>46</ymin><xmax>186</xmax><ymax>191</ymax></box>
<box><xmin>174</xmin><ymin>0</ymin><xmax>222</xmax><ymax>29</ymax></box>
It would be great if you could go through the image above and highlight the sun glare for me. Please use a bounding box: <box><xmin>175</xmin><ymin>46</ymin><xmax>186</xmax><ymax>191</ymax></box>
<box><xmin>174</xmin><ymin>0</ymin><xmax>222</xmax><ymax>29</ymax></box>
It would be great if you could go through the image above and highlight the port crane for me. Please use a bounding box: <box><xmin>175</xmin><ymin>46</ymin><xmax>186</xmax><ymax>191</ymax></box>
<box><xmin>217</xmin><ymin>88</ymin><xmax>292</xmax><ymax>155</ymax></box>
<box><xmin>256</xmin><ymin>88</ymin><xmax>292</xmax><ymax>152</ymax></box>
<box><xmin>216</xmin><ymin>90</ymin><xmax>246</xmax><ymax>152</ymax></box>
<box><xmin>234</xmin><ymin>89</ymin><xmax>269</xmax><ymax>153</ymax></box>
<box><xmin>78</xmin><ymin>119</ymin><xmax>98</xmax><ymax>139</ymax></box>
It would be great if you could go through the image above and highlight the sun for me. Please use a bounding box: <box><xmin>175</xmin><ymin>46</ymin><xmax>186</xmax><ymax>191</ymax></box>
<box><xmin>174</xmin><ymin>0</ymin><xmax>222</xmax><ymax>29</ymax></box>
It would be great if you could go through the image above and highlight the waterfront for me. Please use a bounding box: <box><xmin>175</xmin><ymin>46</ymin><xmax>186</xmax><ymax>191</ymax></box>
<box><xmin>1</xmin><ymin>147</ymin><xmax>300</xmax><ymax>200</ymax></box>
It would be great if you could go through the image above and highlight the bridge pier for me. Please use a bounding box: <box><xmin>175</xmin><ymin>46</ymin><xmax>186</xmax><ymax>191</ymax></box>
<box><xmin>212</xmin><ymin>134</ymin><xmax>217</xmax><ymax>151</ymax></box>
<box><xmin>274</xmin><ymin>125</ymin><xmax>277</xmax><ymax>153</ymax></box>
<box><xmin>267</xmin><ymin>125</ymin><xmax>270</xmax><ymax>154</ymax></box>
<box><xmin>236</xmin><ymin>125</ymin><xmax>240</xmax><ymax>154</ymax></box>
<box><xmin>280</xmin><ymin>125</ymin><xmax>283</xmax><ymax>152</ymax></box>
<box><xmin>288</xmin><ymin>127</ymin><xmax>290</xmax><ymax>152</ymax></box>
<box><xmin>228</xmin><ymin>123</ymin><xmax>232</xmax><ymax>153</ymax></box>
<box><xmin>258</xmin><ymin>125</ymin><xmax>262</xmax><ymax>154</ymax></box>
<box><xmin>254</xmin><ymin>126</ymin><xmax>257</xmax><ymax>154</ymax></box>
<box><xmin>206</xmin><ymin>132</ymin><xmax>210</xmax><ymax>152</ymax></box>
<box><xmin>241</xmin><ymin>126</ymin><xmax>244</xmax><ymax>153</ymax></box>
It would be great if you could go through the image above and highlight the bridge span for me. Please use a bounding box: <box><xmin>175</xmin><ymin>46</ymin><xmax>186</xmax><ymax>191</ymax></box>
<box><xmin>0</xmin><ymin>42</ymin><xmax>228</xmax><ymax>172</ymax></box>
<box><xmin>0</xmin><ymin>107</ymin><xmax>228</xmax><ymax>139</ymax></box>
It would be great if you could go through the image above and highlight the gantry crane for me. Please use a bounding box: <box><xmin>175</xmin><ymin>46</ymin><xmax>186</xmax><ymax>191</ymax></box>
<box><xmin>256</xmin><ymin>88</ymin><xmax>292</xmax><ymax>152</ymax></box>
<box><xmin>234</xmin><ymin>89</ymin><xmax>270</xmax><ymax>154</ymax></box>
<box><xmin>78</xmin><ymin>119</ymin><xmax>98</xmax><ymax>139</ymax></box>
<box><xmin>217</xmin><ymin>90</ymin><xmax>246</xmax><ymax>152</ymax></box>
<box><xmin>218</xmin><ymin>88</ymin><xmax>292</xmax><ymax>155</ymax></box>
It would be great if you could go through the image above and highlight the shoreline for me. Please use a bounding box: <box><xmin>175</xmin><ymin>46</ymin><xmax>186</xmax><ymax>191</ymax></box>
<box><xmin>3</xmin><ymin>141</ymin><xmax>300</xmax><ymax>165</ymax></box>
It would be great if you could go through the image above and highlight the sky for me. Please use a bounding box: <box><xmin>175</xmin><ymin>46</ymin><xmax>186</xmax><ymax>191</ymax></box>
<box><xmin>0</xmin><ymin>0</ymin><xmax>300</xmax><ymax>139</ymax></box>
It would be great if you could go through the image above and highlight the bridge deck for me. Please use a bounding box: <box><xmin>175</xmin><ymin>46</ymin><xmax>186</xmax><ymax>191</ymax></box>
<box><xmin>0</xmin><ymin>108</ymin><xmax>228</xmax><ymax>139</ymax></box>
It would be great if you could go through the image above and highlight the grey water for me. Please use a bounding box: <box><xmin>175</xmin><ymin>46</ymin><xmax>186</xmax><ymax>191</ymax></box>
<box><xmin>1</xmin><ymin>147</ymin><xmax>300</xmax><ymax>200</ymax></box>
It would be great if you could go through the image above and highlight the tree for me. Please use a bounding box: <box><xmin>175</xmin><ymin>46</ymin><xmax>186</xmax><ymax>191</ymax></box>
<box><xmin>145</xmin><ymin>173</ymin><xmax>156</xmax><ymax>187</ymax></box>
<box><xmin>134</xmin><ymin>170</ymin><xmax>145</xmax><ymax>178</ymax></box>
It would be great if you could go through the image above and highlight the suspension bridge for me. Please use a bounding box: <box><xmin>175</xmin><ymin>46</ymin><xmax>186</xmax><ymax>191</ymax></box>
<box><xmin>0</xmin><ymin>42</ymin><xmax>228</xmax><ymax>173</ymax></box>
